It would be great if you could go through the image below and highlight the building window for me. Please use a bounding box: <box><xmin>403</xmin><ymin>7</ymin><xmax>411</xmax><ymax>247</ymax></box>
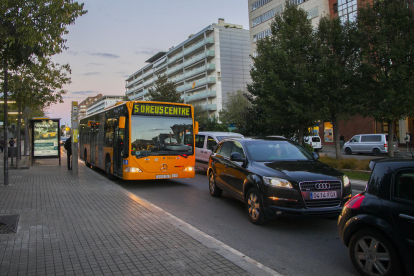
<box><xmin>253</xmin><ymin>28</ymin><xmax>272</xmax><ymax>42</ymax></box>
<box><xmin>338</xmin><ymin>0</ymin><xmax>357</xmax><ymax>23</ymax></box>
<box><xmin>251</xmin><ymin>0</ymin><xmax>273</xmax><ymax>11</ymax></box>
<box><xmin>333</xmin><ymin>3</ymin><xmax>338</xmax><ymax>14</ymax></box>
<box><xmin>252</xmin><ymin>9</ymin><xmax>275</xmax><ymax>27</ymax></box>
<box><xmin>307</xmin><ymin>7</ymin><xmax>319</xmax><ymax>19</ymax></box>
<box><xmin>289</xmin><ymin>0</ymin><xmax>308</xmax><ymax>6</ymax></box>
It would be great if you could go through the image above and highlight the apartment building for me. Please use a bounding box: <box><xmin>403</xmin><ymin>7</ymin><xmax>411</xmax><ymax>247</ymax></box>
<box><xmin>78</xmin><ymin>94</ymin><xmax>103</xmax><ymax>119</ymax></box>
<box><xmin>125</xmin><ymin>19</ymin><xmax>251</xmax><ymax>118</ymax></box>
<box><xmin>248</xmin><ymin>0</ymin><xmax>333</xmax><ymax>55</ymax></box>
<box><xmin>86</xmin><ymin>95</ymin><xmax>124</xmax><ymax>117</ymax></box>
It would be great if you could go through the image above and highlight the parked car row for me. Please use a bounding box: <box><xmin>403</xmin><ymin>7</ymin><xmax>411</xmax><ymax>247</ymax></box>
<box><xmin>195</xmin><ymin>132</ymin><xmax>413</xmax><ymax>275</ymax></box>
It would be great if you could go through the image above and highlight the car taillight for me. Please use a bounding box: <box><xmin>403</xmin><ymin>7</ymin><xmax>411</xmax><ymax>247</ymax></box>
<box><xmin>384</xmin><ymin>143</ymin><xmax>387</xmax><ymax>148</ymax></box>
<box><xmin>345</xmin><ymin>194</ymin><xmax>365</xmax><ymax>210</ymax></box>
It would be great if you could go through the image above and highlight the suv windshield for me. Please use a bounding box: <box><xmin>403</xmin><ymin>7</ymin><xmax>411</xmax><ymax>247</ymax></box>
<box><xmin>245</xmin><ymin>140</ymin><xmax>313</xmax><ymax>162</ymax></box>
<box><xmin>130</xmin><ymin>115</ymin><xmax>194</xmax><ymax>158</ymax></box>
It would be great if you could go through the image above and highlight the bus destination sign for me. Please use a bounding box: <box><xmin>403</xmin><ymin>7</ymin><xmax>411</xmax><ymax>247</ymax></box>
<box><xmin>133</xmin><ymin>103</ymin><xmax>191</xmax><ymax>117</ymax></box>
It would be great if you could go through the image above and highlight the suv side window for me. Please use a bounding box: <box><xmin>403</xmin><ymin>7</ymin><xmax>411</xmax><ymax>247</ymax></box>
<box><xmin>232</xmin><ymin>141</ymin><xmax>245</xmax><ymax>158</ymax></box>
<box><xmin>206</xmin><ymin>136</ymin><xmax>217</xmax><ymax>151</ymax></box>
<box><xmin>361</xmin><ymin>135</ymin><xmax>381</xmax><ymax>142</ymax></box>
<box><xmin>195</xmin><ymin>135</ymin><xmax>205</xmax><ymax>149</ymax></box>
<box><xmin>393</xmin><ymin>170</ymin><xmax>414</xmax><ymax>202</ymax></box>
<box><xmin>218</xmin><ymin>141</ymin><xmax>234</xmax><ymax>158</ymax></box>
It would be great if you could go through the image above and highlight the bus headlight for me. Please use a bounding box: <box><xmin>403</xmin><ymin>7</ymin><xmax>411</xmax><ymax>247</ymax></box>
<box><xmin>125</xmin><ymin>167</ymin><xmax>143</xmax><ymax>173</ymax></box>
<box><xmin>183</xmin><ymin>166</ymin><xmax>194</xmax><ymax>172</ymax></box>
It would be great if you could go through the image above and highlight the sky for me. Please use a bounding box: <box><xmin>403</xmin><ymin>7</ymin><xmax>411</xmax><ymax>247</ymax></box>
<box><xmin>48</xmin><ymin>0</ymin><xmax>250</xmax><ymax>126</ymax></box>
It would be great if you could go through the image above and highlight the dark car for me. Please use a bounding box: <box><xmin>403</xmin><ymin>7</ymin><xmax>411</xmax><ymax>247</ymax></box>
<box><xmin>338</xmin><ymin>158</ymin><xmax>414</xmax><ymax>276</ymax></box>
<box><xmin>207</xmin><ymin>138</ymin><xmax>352</xmax><ymax>224</ymax></box>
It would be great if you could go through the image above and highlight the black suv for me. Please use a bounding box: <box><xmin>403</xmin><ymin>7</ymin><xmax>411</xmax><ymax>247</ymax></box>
<box><xmin>338</xmin><ymin>158</ymin><xmax>414</xmax><ymax>276</ymax></box>
<box><xmin>207</xmin><ymin>138</ymin><xmax>352</xmax><ymax>224</ymax></box>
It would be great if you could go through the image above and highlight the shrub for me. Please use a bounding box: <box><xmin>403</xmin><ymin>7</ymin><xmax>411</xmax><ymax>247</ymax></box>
<box><xmin>303</xmin><ymin>143</ymin><xmax>314</xmax><ymax>152</ymax></box>
<box><xmin>318</xmin><ymin>156</ymin><xmax>371</xmax><ymax>171</ymax></box>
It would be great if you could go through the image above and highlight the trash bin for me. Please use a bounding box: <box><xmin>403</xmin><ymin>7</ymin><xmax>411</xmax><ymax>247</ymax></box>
<box><xmin>8</xmin><ymin>147</ymin><xmax>17</xmax><ymax>158</ymax></box>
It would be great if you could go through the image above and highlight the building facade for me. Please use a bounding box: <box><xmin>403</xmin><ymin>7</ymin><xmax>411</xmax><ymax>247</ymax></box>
<box><xmin>79</xmin><ymin>94</ymin><xmax>103</xmax><ymax>119</ymax></box>
<box><xmin>125</xmin><ymin>19</ymin><xmax>252</xmax><ymax>118</ymax></box>
<box><xmin>86</xmin><ymin>95</ymin><xmax>124</xmax><ymax>117</ymax></box>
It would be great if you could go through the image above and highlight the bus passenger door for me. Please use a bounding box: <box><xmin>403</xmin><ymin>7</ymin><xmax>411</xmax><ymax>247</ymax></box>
<box><xmin>113</xmin><ymin>126</ymin><xmax>126</xmax><ymax>177</ymax></box>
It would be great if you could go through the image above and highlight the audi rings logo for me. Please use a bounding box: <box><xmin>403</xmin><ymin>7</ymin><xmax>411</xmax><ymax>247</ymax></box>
<box><xmin>160</xmin><ymin>164</ymin><xmax>168</xmax><ymax>172</ymax></box>
<box><xmin>315</xmin><ymin>183</ymin><xmax>330</xmax><ymax>190</ymax></box>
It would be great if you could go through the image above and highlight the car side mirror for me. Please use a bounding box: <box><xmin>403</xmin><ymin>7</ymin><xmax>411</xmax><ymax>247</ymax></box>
<box><xmin>312</xmin><ymin>151</ymin><xmax>319</xmax><ymax>160</ymax></box>
<box><xmin>211</xmin><ymin>145</ymin><xmax>217</xmax><ymax>152</ymax></box>
<box><xmin>230</xmin><ymin>152</ymin><xmax>245</xmax><ymax>163</ymax></box>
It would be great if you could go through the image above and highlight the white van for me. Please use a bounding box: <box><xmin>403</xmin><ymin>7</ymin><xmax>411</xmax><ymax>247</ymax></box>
<box><xmin>344</xmin><ymin>134</ymin><xmax>399</xmax><ymax>156</ymax></box>
<box><xmin>304</xmin><ymin>136</ymin><xmax>322</xmax><ymax>151</ymax></box>
<box><xmin>195</xmin><ymin>131</ymin><xmax>244</xmax><ymax>170</ymax></box>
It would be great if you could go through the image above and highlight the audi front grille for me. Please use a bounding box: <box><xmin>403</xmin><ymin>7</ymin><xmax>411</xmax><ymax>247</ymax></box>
<box><xmin>299</xmin><ymin>181</ymin><xmax>342</xmax><ymax>208</ymax></box>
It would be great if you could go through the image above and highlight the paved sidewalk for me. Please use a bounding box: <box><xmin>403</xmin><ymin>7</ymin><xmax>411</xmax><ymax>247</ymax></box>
<box><xmin>0</xmin><ymin>154</ymin><xmax>277</xmax><ymax>276</ymax></box>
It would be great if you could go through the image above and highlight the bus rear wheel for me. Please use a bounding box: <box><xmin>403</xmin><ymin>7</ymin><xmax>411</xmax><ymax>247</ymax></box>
<box><xmin>106</xmin><ymin>160</ymin><xmax>116</xmax><ymax>180</ymax></box>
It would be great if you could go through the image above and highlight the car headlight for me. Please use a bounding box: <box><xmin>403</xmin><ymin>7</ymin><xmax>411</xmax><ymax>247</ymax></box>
<box><xmin>125</xmin><ymin>167</ymin><xmax>143</xmax><ymax>173</ymax></box>
<box><xmin>343</xmin><ymin>175</ymin><xmax>350</xmax><ymax>187</ymax></box>
<box><xmin>263</xmin><ymin>177</ymin><xmax>293</xmax><ymax>189</ymax></box>
<box><xmin>183</xmin><ymin>166</ymin><xmax>194</xmax><ymax>172</ymax></box>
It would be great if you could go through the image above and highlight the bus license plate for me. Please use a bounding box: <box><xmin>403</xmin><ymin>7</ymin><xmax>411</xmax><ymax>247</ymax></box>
<box><xmin>310</xmin><ymin>191</ymin><xmax>337</xmax><ymax>199</ymax></box>
<box><xmin>156</xmin><ymin>175</ymin><xmax>171</xmax><ymax>179</ymax></box>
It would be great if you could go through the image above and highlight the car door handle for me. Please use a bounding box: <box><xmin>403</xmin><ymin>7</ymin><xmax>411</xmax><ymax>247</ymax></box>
<box><xmin>399</xmin><ymin>214</ymin><xmax>414</xmax><ymax>222</ymax></box>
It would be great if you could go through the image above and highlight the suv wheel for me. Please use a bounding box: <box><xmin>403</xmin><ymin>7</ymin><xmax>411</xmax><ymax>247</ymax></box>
<box><xmin>209</xmin><ymin>171</ymin><xmax>222</xmax><ymax>197</ymax></box>
<box><xmin>345</xmin><ymin>147</ymin><xmax>353</xmax><ymax>155</ymax></box>
<box><xmin>349</xmin><ymin>229</ymin><xmax>402</xmax><ymax>276</ymax></box>
<box><xmin>246</xmin><ymin>188</ymin><xmax>267</xmax><ymax>225</ymax></box>
<box><xmin>373</xmin><ymin>148</ymin><xmax>381</xmax><ymax>156</ymax></box>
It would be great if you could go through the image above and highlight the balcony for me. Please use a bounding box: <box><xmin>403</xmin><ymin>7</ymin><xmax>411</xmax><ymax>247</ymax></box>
<box><xmin>166</xmin><ymin>62</ymin><xmax>185</xmax><ymax>76</ymax></box>
<box><xmin>184</xmin><ymin>63</ymin><xmax>215</xmax><ymax>80</ymax></box>
<box><xmin>141</xmin><ymin>69</ymin><xmax>154</xmax><ymax>80</ymax></box>
<box><xmin>184</xmin><ymin>50</ymin><xmax>215</xmax><ymax>68</ymax></box>
<box><xmin>126</xmin><ymin>74</ymin><xmax>144</xmax><ymax>88</ymax></box>
<box><xmin>177</xmin><ymin>77</ymin><xmax>216</xmax><ymax>92</ymax></box>
<box><xmin>183</xmin><ymin>37</ymin><xmax>214</xmax><ymax>57</ymax></box>
<box><xmin>200</xmin><ymin>104</ymin><xmax>217</xmax><ymax>111</ymax></box>
<box><xmin>168</xmin><ymin>51</ymin><xmax>184</xmax><ymax>64</ymax></box>
<box><xmin>170</xmin><ymin>74</ymin><xmax>185</xmax><ymax>83</ymax></box>
<box><xmin>185</xmin><ymin>90</ymin><xmax>216</xmax><ymax>102</ymax></box>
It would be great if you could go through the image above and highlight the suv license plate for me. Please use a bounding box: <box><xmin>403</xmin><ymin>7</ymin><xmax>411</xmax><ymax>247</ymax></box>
<box><xmin>310</xmin><ymin>191</ymin><xmax>337</xmax><ymax>199</ymax></box>
<box><xmin>156</xmin><ymin>175</ymin><xmax>171</xmax><ymax>179</ymax></box>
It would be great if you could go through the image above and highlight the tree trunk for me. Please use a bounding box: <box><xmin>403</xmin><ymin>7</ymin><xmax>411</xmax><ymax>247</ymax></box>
<box><xmin>16</xmin><ymin>103</ymin><xmax>21</xmax><ymax>169</ymax></box>
<box><xmin>3</xmin><ymin>60</ymin><xmax>9</xmax><ymax>185</ymax></box>
<box><xmin>387</xmin><ymin>120</ymin><xmax>394</xmax><ymax>158</ymax></box>
<box><xmin>332</xmin><ymin>117</ymin><xmax>341</xmax><ymax>160</ymax></box>
<box><xmin>297</xmin><ymin>124</ymin><xmax>304</xmax><ymax>146</ymax></box>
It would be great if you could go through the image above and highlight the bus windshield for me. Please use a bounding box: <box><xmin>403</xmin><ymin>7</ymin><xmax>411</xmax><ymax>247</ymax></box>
<box><xmin>130</xmin><ymin>115</ymin><xmax>194</xmax><ymax>158</ymax></box>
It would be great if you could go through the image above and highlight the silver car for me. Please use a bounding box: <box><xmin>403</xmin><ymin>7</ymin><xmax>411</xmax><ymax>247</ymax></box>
<box><xmin>195</xmin><ymin>131</ymin><xmax>244</xmax><ymax>170</ymax></box>
<box><xmin>344</xmin><ymin>134</ymin><xmax>399</xmax><ymax>156</ymax></box>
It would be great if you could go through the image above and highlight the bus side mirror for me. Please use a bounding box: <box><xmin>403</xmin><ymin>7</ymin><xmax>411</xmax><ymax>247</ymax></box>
<box><xmin>119</xmin><ymin>116</ymin><xmax>126</xmax><ymax>129</ymax></box>
<box><xmin>194</xmin><ymin>121</ymin><xmax>199</xmax><ymax>135</ymax></box>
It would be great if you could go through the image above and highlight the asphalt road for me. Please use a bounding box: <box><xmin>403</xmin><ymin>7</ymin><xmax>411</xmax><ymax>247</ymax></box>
<box><xmin>108</xmin><ymin>170</ymin><xmax>366</xmax><ymax>276</ymax></box>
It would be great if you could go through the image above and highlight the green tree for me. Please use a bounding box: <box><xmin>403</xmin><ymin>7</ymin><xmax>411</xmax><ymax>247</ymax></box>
<box><xmin>193</xmin><ymin>105</ymin><xmax>227</xmax><ymax>131</ymax></box>
<box><xmin>357</xmin><ymin>0</ymin><xmax>414</xmax><ymax>157</ymax></box>
<box><xmin>247</xmin><ymin>2</ymin><xmax>319</xmax><ymax>144</ymax></box>
<box><xmin>147</xmin><ymin>74</ymin><xmax>183</xmax><ymax>103</ymax></box>
<box><xmin>219</xmin><ymin>90</ymin><xmax>251</xmax><ymax>130</ymax></box>
<box><xmin>315</xmin><ymin>17</ymin><xmax>361</xmax><ymax>159</ymax></box>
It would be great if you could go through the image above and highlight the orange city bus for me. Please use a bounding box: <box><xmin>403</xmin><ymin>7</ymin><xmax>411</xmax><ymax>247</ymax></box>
<box><xmin>79</xmin><ymin>101</ymin><xmax>198</xmax><ymax>180</ymax></box>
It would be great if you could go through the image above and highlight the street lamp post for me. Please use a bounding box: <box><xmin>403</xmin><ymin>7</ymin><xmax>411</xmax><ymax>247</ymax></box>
<box><xmin>3</xmin><ymin>60</ymin><xmax>9</xmax><ymax>185</ymax></box>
